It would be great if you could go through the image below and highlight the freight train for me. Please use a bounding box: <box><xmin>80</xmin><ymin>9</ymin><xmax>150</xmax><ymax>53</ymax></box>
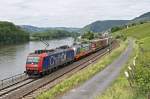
<box><xmin>25</xmin><ymin>37</ymin><xmax>112</xmax><ymax>76</ymax></box>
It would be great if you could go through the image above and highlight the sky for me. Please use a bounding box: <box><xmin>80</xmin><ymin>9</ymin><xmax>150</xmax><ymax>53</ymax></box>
<box><xmin>0</xmin><ymin>0</ymin><xmax>150</xmax><ymax>27</ymax></box>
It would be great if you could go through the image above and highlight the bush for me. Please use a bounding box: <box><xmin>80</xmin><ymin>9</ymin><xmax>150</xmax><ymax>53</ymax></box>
<box><xmin>115</xmin><ymin>33</ymin><xmax>127</xmax><ymax>41</ymax></box>
<box><xmin>111</xmin><ymin>26</ymin><xmax>124</xmax><ymax>32</ymax></box>
<box><xmin>81</xmin><ymin>31</ymin><xmax>94</xmax><ymax>40</ymax></box>
<box><xmin>134</xmin><ymin>51</ymin><xmax>150</xmax><ymax>94</ymax></box>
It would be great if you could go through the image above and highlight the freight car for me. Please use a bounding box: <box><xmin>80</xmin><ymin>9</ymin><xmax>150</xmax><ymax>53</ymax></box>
<box><xmin>73</xmin><ymin>37</ymin><xmax>110</xmax><ymax>60</ymax></box>
<box><xmin>91</xmin><ymin>38</ymin><xmax>109</xmax><ymax>52</ymax></box>
<box><xmin>72</xmin><ymin>43</ymin><xmax>93</xmax><ymax>60</ymax></box>
<box><xmin>25</xmin><ymin>37</ymin><xmax>112</xmax><ymax>76</ymax></box>
<box><xmin>26</xmin><ymin>46</ymin><xmax>74</xmax><ymax>76</ymax></box>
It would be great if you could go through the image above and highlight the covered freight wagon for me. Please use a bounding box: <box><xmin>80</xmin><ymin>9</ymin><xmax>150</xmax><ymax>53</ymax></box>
<box><xmin>72</xmin><ymin>43</ymin><xmax>92</xmax><ymax>60</ymax></box>
<box><xmin>91</xmin><ymin>38</ymin><xmax>109</xmax><ymax>51</ymax></box>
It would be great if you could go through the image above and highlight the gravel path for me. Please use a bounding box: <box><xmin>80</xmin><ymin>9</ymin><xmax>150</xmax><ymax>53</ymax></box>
<box><xmin>60</xmin><ymin>40</ymin><xmax>133</xmax><ymax>99</ymax></box>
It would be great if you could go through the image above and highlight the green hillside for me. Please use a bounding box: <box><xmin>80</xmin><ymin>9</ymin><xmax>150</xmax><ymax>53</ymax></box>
<box><xmin>80</xmin><ymin>12</ymin><xmax>150</xmax><ymax>33</ymax></box>
<box><xmin>131</xmin><ymin>12</ymin><xmax>150</xmax><ymax>23</ymax></box>
<box><xmin>140</xmin><ymin>37</ymin><xmax>150</xmax><ymax>50</ymax></box>
<box><xmin>0</xmin><ymin>21</ymin><xmax>29</xmax><ymax>45</ymax></box>
<box><xmin>114</xmin><ymin>22</ymin><xmax>150</xmax><ymax>39</ymax></box>
<box><xmin>81</xmin><ymin>20</ymin><xmax>129</xmax><ymax>33</ymax></box>
<box><xmin>20</xmin><ymin>25</ymin><xmax>81</xmax><ymax>33</ymax></box>
<box><xmin>31</xmin><ymin>29</ymin><xmax>79</xmax><ymax>40</ymax></box>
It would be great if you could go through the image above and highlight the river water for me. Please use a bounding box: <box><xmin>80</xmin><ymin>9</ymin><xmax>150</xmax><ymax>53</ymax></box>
<box><xmin>0</xmin><ymin>38</ymin><xmax>74</xmax><ymax>80</ymax></box>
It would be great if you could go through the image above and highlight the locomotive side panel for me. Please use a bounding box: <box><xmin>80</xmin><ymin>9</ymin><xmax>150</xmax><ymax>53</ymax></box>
<box><xmin>41</xmin><ymin>49</ymin><xmax>75</xmax><ymax>73</ymax></box>
<box><xmin>66</xmin><ymin>49</ymin><xmax>75</xmax><ymax>62</ymax></box>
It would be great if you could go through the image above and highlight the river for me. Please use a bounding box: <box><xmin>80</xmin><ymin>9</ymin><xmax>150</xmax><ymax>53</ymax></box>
<box><xmin>0</xmin><ymin>37</ymin><xmax>74</xmax><ymax>80</ymax></box>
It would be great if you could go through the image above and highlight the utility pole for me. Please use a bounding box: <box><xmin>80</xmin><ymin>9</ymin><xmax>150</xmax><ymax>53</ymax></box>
<box><xmin>108</xmin><ymin>32</ymin><xmax>112</xmax><ymax>53</ymax></box>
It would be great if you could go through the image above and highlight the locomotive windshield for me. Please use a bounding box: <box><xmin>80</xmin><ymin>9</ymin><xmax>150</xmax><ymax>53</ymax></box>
<box><xmin>26</xmin><ymin>56</ymin><xmax>39</xmax><ymax>64</ymax></box>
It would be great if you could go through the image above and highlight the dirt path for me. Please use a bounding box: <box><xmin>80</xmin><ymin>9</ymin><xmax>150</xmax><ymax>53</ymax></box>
<box><xmin>59</xmin><ymin>40</ymin><xmax>133</xmax><ymax>99</ymax></box>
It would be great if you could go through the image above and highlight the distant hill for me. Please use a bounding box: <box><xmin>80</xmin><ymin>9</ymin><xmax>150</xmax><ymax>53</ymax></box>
<box><xmin>19</xmin><ymin>25</ymin><xmax>48</xmax><ymax>33</ymax></box>
<box><xmin>19</xmin><ymin>12</ymin><xmax>150</xmax><ymax>33</ymax></box>
<box><xmin>20</xmin><ymin>25</ymin><xmax>81</xmax><ymax>33</ymax></box>
<box><xmin>31</xmin><ymin>29</ymin><xmax>79</xmax><ymax>40</ymax></box>
<box><xmin>131</xmin><ymin>12</ymin><xmax>150</xmax><ymax>23</ymax></box>
<box><xmin>51</xmin><ymin>27</ymin><xmax>81</xmax><ymax>32</ymax></box>
<box><xmin>80</xmin><ymin>12</ymin><xmax>150</xmax><ymax>33</ymax></box>
<box><xmin>80</xmin><ymin>20</ymin><xmax>129</xmax><ymax>33</ymax></box>
<box><xmin>114</xmin><ymin>22</ymin><xmax>150</xmax><ymax>40</ymax></box>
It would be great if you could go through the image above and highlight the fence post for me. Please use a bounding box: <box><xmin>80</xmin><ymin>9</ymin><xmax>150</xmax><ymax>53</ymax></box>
<box><xmin>128</xmin><ymin>66</ymin><xmax>136</xmax><ymax>85</ymax></box>
<box><xmin>124</xmin><ymin>71</ymin><xmax>133</xmax><ymax>88</ymax></box>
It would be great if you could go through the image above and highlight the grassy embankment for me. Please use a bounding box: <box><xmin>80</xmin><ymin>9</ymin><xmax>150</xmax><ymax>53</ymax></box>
<box><xmin>37</xmin><ymin>41</ymin><xmax>127</xmax><ymax>99</ymax></box>
<box><xmin>113</xmin><ymin>22</ymin><xmax>150</xmax><ymax>39</ymax></box>
<box><xmin>96</xmin><ymin>22</ymin><xmax>150</xmax><ymax>99</ymax></box>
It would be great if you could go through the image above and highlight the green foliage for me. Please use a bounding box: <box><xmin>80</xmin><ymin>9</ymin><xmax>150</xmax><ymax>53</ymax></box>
<box><xmin>111</xmin><ymin>26</ymin><xmax>125</xmax><ymax>32</ymax></box>
<box><xmin>20</xmin><ymin>25</ymin><xmax>81</xmax><ymax>33</ymax></box>
<box><xmin>81</xmin><ymin>20</ymin><xmax>129</xmax><ymax>33</ymax></box>
<box><xmin>134</xmin><ymin>37</ymin><xmax>150</xmax><ymax>94</ymax></box>
<box><xmin>134</xmin><ymin>63</ymin><xmax>150</xmax><ymax>94</ymax></box>
<box><xmin>114</xmin><ymin>33</ymin><xmax>127</xmax><ymax>41</ymax></box>
<box><xmin>81</xmin><ymin>31</ymin><xmax>94</xmax><ymax>40</ymax></box>
<box><xmin>31</xmin><ymin>29</ymin><xmax>79</xmax><ymax>40</ymax></box>
<box><xmin>113</xmin><ymin>22</ymin><xmax>150</xmax><ymax>39</ymax></box>
<box><xmin>0</xmin><ymin>21</ymin><xmax>29</xmax><ymax>44</ymax></box>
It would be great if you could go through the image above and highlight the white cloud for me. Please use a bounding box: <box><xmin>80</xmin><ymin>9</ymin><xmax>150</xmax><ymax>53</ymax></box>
<box><xmin>0</xmin><ymin>0</ymin><xmax>149</xmax><ymax>27</ymax></box>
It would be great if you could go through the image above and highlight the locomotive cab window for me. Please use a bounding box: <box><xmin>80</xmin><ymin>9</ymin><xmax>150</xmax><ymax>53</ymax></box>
<box><xmin>26</xmin><ymin>56</ymin><xmax>39</xmax><ymax>64</ymax></box>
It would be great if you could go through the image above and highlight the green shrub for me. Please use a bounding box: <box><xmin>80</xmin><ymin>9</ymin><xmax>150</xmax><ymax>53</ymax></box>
<box><xmin>134</xmin><ymin>40</ymin><xmax>150</xmax><ymax>94</ymax></box>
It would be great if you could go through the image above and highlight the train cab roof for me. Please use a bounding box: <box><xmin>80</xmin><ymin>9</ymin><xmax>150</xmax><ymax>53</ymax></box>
<box><xmin>27</xmin><ymin>52</ymin><xmax>48</xmax><ymax>58</ymax></box>
<box><xmin>27</xmin><ymin>49</ymin><xmax>54</xmax><ymax>57</ymax></box>
<box><xmin>27</xmin><ymin>45</ymin><xmax>73</xmax><ymax>58</ymax></box>
<box><xmin>49</xmin><ymin>47</ymin><xmax>73</xmax><ymax>55</ymax></box>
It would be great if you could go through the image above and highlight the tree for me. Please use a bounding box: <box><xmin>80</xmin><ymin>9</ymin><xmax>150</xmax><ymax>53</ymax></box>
<box><xmin>31</xmin><ymin>29</ymin><xmax>78</xmax><ymax>40</ymax></box>
<box><xmin>81</xmin><ymin>31</ymin><xmax>94</xmax><ymax>40</ymax></box>
<box><xmin>0</xmin><ymin>21</ymin><xmax>29</xmax><ymax>45</ymax></box>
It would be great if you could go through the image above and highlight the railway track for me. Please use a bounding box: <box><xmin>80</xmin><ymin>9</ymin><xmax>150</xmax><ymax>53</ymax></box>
<box><xmin>0</xmin><ymin>73</ymin><xmax>28</xmax><ymax>91</ymax></box>
<box><xmin>24</xmin><ymin>46</ymin><xmax>112</xmax><ymax>99</ymax></box>
<box><xmin>0</xmin><ymin>78</ymin><xmax>36</xmax><ymax>97</ymax></box>
<box><xmin>0</xmin><ymin>41</ymin><xmax>118</xmax><ymax>99</ymax></box>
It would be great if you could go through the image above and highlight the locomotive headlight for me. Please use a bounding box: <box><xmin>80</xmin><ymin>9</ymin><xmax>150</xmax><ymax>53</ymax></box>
<box><xmin>34</xmin><ymin>65</ymin><xmax>38</xmax><ymax>67</ymax></box>
<box><xmin>33</xmin><ymin>65</ymin><xmax>38</xmax><ymax>70</ymax></box>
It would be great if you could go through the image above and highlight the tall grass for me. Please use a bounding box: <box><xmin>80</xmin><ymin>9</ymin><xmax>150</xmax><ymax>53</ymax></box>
<box><xmin>97</xmin><ymin>22</ymin><xmax>150</xmax><ymax>99</ymax></box>
<box><xmin>113</xmin><ymin>22</ymin><xmax>150</xmax><ymax>40</ymax></box>
<box><xmin>37</xmin><ymin>42</ymin><xmax>126</xmax><ymax>99</ymax></box>
<box><xmin>96</xmin><ymin>41</ymin><xmax>146</xmax><ymax>99</ymax></box>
